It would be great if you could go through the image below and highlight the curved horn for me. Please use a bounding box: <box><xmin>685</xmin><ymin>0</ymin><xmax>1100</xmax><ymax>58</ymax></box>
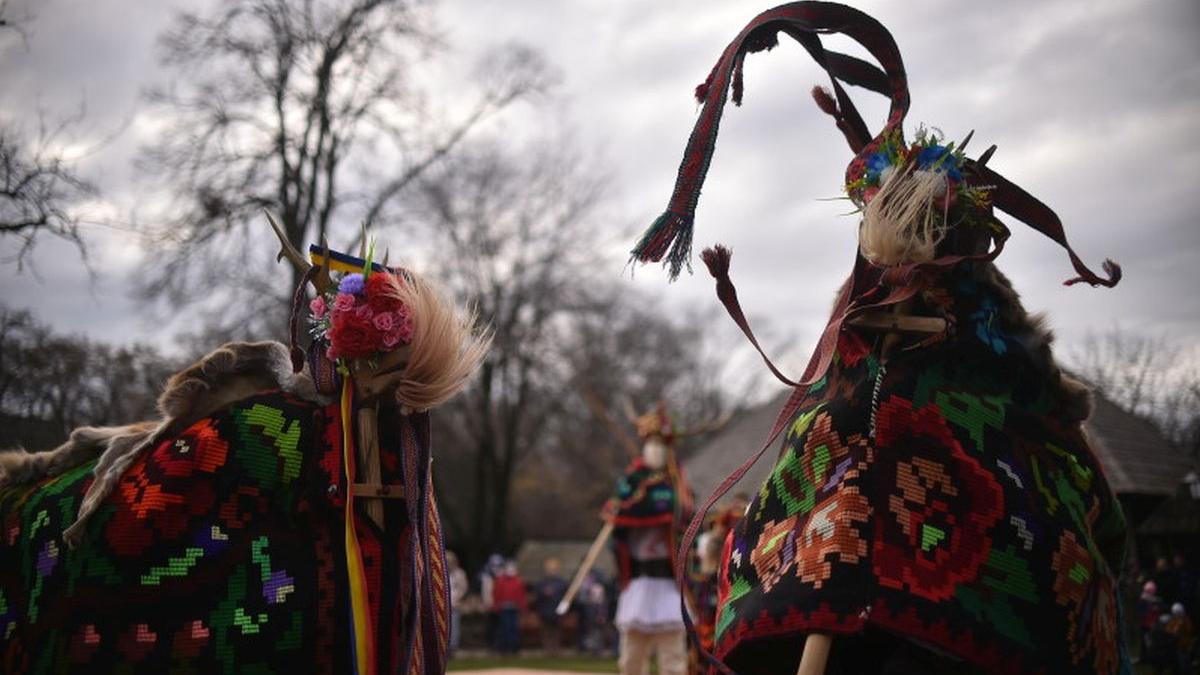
<box><xmin>264</xmin><ymin>211</ymin><xmax>312</xmax><ymax>278</ymax></box>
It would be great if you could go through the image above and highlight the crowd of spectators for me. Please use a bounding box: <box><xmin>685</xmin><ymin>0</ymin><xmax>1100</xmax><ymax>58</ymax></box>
<box><xmin>1137</xmin><ymin>554</ymin><xmax>1198</xmax><ymax>674</ymax></box>
<box><xmin>446</xmin><ymin>552</ymin><xmax>620</xmax><ymax>657</ymax></box>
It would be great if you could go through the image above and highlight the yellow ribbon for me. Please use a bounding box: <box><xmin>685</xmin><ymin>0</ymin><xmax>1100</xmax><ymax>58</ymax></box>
<box><xmin>341</xmin><ymin>378</ymin><xmax>376</xmax><ymax>675</ymax></box>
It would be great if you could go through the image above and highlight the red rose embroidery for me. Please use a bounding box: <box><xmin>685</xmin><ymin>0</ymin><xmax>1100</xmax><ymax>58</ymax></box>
<box><xmin>871</xmin><ymin>397</ymin><xmax>1003</xmax><ymax>602</ymax></box>
<box><xmin>105</xmin><ymin>419</ymin><xmax>227</xmax><ymax>557</ymax></box>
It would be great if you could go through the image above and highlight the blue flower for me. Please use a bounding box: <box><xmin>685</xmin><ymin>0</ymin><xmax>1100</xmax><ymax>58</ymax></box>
<box><xmin>338</xmin><ymin>273</ymin><xmax>365</xmax><ymax>295</ymax></box>
<box><xmin>866</xmin><ymin>151</ymin><xmax>892</xmax><ymax>182</ymax></box>
<box><xmin>916</xmin><ymin>145</ymin><xmax>963</xmax><ymax>180</ymax></box>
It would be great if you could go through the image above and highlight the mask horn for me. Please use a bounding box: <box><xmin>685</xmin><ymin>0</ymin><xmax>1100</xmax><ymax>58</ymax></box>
<box><xmin>265</xmin><ymin>211</ymin><xmax>334</xmax><ymax>295</ymax></box>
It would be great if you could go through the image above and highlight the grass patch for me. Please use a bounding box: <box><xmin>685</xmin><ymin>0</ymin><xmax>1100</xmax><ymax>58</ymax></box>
<box><xmin>448</xmin><ymin>655</ymin><xmax>618</xmax><ymax>672</ymax></box>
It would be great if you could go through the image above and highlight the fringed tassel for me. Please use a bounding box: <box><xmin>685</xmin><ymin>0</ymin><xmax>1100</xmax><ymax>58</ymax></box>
<box><xmin>630</xmin><ymin>211</ymin><xmax>694</xmax><ymax>280</ymax></box>
<box><xmin>811</xmin><ymin>85</ymin><xmax>839</xmax><ymax>116</ymax></box>
<box><xmin>700</xmin><ymin>244</ymin><xmax>731</xmax><ymax>279</ymax></box>
<box><xmin>1064</xmin><ymin>258</ymin><xmax>1122</xmax><ymax>287</ymax></box>
<box><xmin>859</xmin><ymin>167</ymin><xmax>949</xmax><ymax>266</ymax></box>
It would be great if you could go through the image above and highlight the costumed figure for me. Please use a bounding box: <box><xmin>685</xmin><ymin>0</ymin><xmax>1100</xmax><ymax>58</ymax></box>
<box><xmin>688</xmin><ymin>497</ymin><xmax>748</xmax><ymax>673</ymax></box>
<box><xmin>0</xmin><ymin>220</ymin><xmax>490</xmax><ymax>675</ymax></box>
<box><xmin>630</xmin><ymin>4</ymin><xmax>1128</xmax><ymax>674</ymax></box>
<box><xmin>605</xmin><ymin>404</ymin><xmax>694</xmax><ymax>675</ymax></box>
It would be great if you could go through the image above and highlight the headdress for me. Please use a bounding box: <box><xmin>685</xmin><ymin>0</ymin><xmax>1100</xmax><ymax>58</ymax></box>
<box><xmin>631</xmin><ymin>2</ymin><xmax>1120</xmax><ymax>291</ymax></box>
<box><xmin>634</xmin><ymin>401</ymin><xmax>677</xmax><ymax>445</ymax></box>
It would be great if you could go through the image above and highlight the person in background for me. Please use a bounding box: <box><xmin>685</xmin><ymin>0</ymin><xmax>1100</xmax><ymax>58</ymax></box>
<box><xmin>447</xmin><ymin>551</ymin><xmax>468</xmax><ymax>656</ymax></box>
<box><xmin>492</xmin><ymin>560</ymin><xmax>527</xmax><ymax>655</ymax></box>
<box><xmin>577</xmin><ymin>570</ymin><xmax>607</xmax><ymax>655</ymax></box>
<box><xmin>532</xmin><ymin>557</ymin><xmax>569</xmax><ymax>656</ymax></box>
<box><xmin>1167</xmin><ymin>603</ymin><xmax>1196</xmax><ymax>675</ymax></box>
<box><xmin>1143</xmin><ymin>581</ymin><xmax>1167</xmax><ymax>662</ymax></box>
<box><xmin>480</xmin><ymin>553</ymin><xmax>504</xmax><ymax>650</ymax></box>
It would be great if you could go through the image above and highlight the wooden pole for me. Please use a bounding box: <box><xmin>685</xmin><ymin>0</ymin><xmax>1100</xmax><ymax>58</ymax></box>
<box><xmin>796</xmin><ymin>633</ymin><xmax>832</xmax><ymax>675</ymax></box>
<box><xmin>356</xmin><ymin>403</ymin><xmax>385</xmax><ymax>530</ymax></box>
<box><xmin>350</xmin><ymin>347</ymin><xmax>411</xmax><ymax>532</ymax></box>
<box><xmin>556</xmin><ymin>520</ymin><xmax>615</xmax><ymax>616</ymax></box>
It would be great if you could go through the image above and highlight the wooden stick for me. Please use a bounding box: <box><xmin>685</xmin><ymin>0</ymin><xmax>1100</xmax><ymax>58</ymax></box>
<box><xmin>845</xmin><ymin>311</ymin><xmax>946</xmax><ymax>334</ymax></box>
<box><xmin>556</xmin><ymin>520</ymin><xmax>616</xmax><ymax>615</ymax></box>
<box><xmin>796</xmin><ymin>633</ymin><xmax>833</xmax><ymax>675</ymax></box>
<box><xmin>352</xmin><ymin>483</ymin><xmax>405</xmax><ymax>499</ymax></box>
<box><xmin>356</xmin><ymin>404</ymin><xmax>385</xmax><ymax>530</ymax></box>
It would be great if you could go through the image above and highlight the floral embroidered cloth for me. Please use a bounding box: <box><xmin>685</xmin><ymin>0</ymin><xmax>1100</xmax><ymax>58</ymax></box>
<box><xmin>0</xmin><ymin>390</ymin><xmax>449</xmax><ymax>674</ymax></box>
<box><xmin>602</xmin><ymin>459</ymin><xmax>692</xmax><ymax>590</ymax></box>
<box><xmin>714</xmin><ymin>264</ymin><xmax>1129</xmax><ymax>674</ymax></box>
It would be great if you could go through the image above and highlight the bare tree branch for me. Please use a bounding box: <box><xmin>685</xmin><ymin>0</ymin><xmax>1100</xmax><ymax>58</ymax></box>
<box><xmin>134</xmin><ymin>0</ymin><xmax>547</xmax><ymax>337</ymax></box>
<box><xmin>0</xmin><ymin>116</ymin><xmax>97</xmax><ymax>270</ymax></box>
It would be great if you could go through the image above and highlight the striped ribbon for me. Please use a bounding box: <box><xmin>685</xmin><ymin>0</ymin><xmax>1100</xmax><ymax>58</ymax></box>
<box><xmin>340</xmin><ymin>378</ymin><xmax>377</xmax><ymax>675</ymax></box>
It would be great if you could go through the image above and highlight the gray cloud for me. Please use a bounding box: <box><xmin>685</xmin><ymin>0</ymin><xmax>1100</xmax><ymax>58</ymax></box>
<box><xmin>1</xmin><ymin>0</ymin><xmax>1197</xmax><ymax>368</ymax></box>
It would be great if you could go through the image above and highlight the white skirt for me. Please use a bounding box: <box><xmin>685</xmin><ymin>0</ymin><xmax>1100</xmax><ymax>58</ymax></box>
<box><xmin>615</xmin><ymin>577</ymin><xmax>686</xmax><ymax>633</ymax></box>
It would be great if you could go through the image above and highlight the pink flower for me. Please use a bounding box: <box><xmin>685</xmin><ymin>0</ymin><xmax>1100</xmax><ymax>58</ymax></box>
<box><xmin>354</xmin><ymin>304</ymin><xmax>374</xmax><ymax>321</ymax></box>
<box><xmin>394</xmin><ymin>313</ymin><xmax>414</xmax><ymax>344</ymax></box>
<box><xmin>325</xmin><ymin>345</ymin><xmax>339</xmax><ymax>361</ymax></box>
<box><xmin>309</xmin><ymin>296</ymin><xmax>328</xmax><ymax>319</ymax></box>
<box><xmin>333</xmin><ymin>293</ymin><xmax>356</xmax><ymax>312</ymax></box>
<box><xmin>372</xmin><ymin>311</ymin><xmax>395</xmax><ymax>332</ymax></box>
<box><xmin>382</xmin><ymin>330</ymin><xmax>401</xmax><ymax>348</ymax></box>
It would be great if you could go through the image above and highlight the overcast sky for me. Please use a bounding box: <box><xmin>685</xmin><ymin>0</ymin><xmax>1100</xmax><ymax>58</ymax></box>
<box><xmin>2</xmin><ymin>0</ymin><xmax>1198</xmax><ymax>380</ymax></box>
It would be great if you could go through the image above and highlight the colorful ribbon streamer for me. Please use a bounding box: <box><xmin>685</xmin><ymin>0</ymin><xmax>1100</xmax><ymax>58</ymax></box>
<box><xmin>341</xmin><ymin>378</ymin><xmax>377</xmax><ymax>675</ymax></box>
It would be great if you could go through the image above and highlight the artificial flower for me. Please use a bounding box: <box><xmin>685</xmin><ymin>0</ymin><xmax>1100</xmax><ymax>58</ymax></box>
<box><xmin>338</xmin><ymin>273</ymin><xmax>365</xmax><ymax>295</ymax></box>
<box><xmin>332</xmin><ymin>293</ymin><xmax>356</xmax><ymax>312</ymax></box>
<box><xmin>309</xmin><ymin>296</ymin><xmax>327</xmax><ymax>319</ymax></box>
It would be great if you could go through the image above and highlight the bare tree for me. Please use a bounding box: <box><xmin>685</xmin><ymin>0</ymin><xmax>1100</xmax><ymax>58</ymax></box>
<box><xmin>136</xmin><ymin>0</ymin><xmax>550</xmax><ymax>334</ymax></box>
<box><xmin>407</xmin><ymin>138</ymin><xmax>607</xmax><ymax>566</ymax></box>
<box><xmin>0</xmin><ymin>305</ymin><xmax>177</xmax><ymax>444</ymax></box>
<box><xmin>1071</xmin><ymin>327</ymin><xmax>1200</xmax><ymax>452</ymax></box>
<box><xmin>405</xmin><ymin>137</ymin><xmax>735</xmax><ymax>567</ymax></box>
<box><xmin>0</xmin><ymin>8</ymin><xmax>97</xmax><ymax>269</ymax></box>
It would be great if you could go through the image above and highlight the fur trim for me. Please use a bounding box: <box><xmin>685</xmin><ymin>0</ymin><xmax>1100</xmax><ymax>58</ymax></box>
<box><xmin>0</xmin><ymin>422</ymin><xmax>154</xmax><ymax>487</ymax></box>
<box><xmin>971</xmin><ymin>262</ymin><xmax>1093</xmax><ymax>422</ymax></box>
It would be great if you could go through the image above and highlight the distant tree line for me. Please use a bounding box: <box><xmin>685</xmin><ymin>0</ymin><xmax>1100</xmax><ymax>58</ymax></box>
<box><xmin>0</xmin><ymin>305</ymin><xmax>179</xmax><ymax>448</ymax></box>
<box><xmin>1070</xmin><ymin>327</ymin><xmax>1200</xmax><ymax>460</ymax></box>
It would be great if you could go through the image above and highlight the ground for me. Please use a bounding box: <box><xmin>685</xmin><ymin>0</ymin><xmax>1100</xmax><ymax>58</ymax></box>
<box><xmin>448</xmin><ymin>656</ymin><xmax>618</xmax><ymax>673</ymax></box>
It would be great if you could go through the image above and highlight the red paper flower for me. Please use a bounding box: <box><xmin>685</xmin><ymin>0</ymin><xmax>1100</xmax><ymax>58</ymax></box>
<box><xmin>366</xmin><ymin>273</ymin><xmax>405</xmax><ymax>312</ymax></box>
<box><xmin>320</xmin><ymin>271</ymin><xmax>414</xmax><ymax>360</ymax></box>
<box><xmin>328</xmin><ymin>310</ymin><xmax>380</xmax><ymax>359</ymax></box>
